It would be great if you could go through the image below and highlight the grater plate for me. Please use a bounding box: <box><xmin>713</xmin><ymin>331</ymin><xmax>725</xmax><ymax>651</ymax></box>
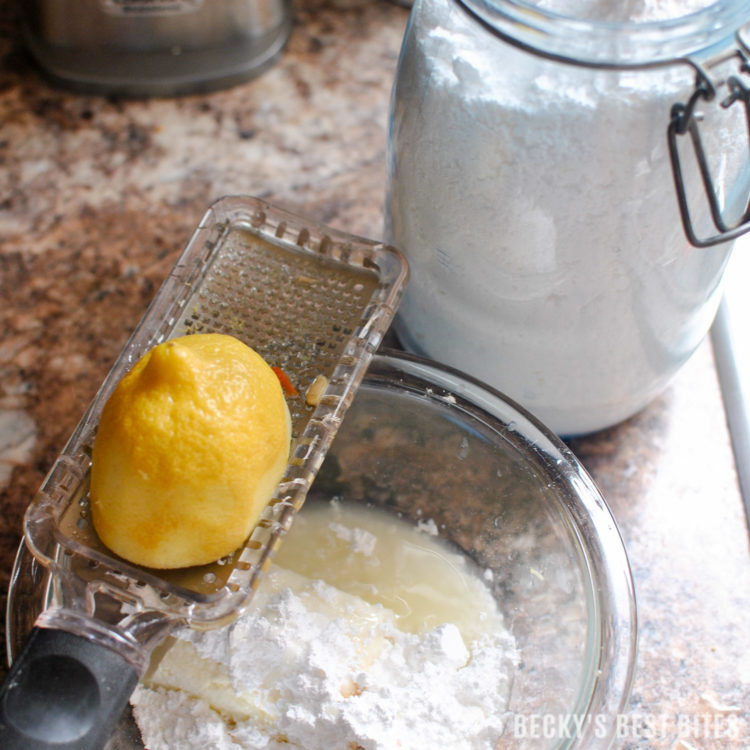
<box><xmin>23</xmin><ymin>196</ymin><xmax>408</xmax><ymax>626</ymax></box>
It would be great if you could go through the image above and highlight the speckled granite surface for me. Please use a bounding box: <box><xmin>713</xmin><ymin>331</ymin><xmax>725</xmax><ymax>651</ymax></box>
<box><xmin>1</xmin><ymin>1</ymin><xmax>748</xmax><ymax>747</ymax></box>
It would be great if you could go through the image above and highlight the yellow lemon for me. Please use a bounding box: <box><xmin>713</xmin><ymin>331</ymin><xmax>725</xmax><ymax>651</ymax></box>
<box><xmin>90</xmin><ymin>333</ymin><xmax>292</xmax><ymax>569</ymax></box>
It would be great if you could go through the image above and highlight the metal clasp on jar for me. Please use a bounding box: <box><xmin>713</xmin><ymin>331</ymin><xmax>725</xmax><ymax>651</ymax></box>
<box><xmin>669</xmin><ymin>29</ymin><xmax>750</xmax><ymax>248</ymax></box>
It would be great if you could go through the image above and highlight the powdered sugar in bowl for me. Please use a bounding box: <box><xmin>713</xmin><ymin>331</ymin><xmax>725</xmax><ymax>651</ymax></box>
<box><xmin>386</xmin><ymin>0</ymin><xmax>750</xmax><ymax>435</ymax></box>
<box><xmin>7</xmin><ymin>350</ymin><xmax>636</xmax><ymax>749</ymax></box>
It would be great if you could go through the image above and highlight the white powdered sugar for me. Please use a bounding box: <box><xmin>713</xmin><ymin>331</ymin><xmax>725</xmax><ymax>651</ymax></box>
<box><xmin>416</xmin><ymin>516</ymin><xmax>440</xmax><ymax>536</ymax></box>
<box><xmin>328</xmin><ymin>521</ymin><xmax>378</xmax><ymax>556</ymax></box>
<box><xmin>387</xmin><ymin>0</ymin><xmax>742</xmax><ymax>435</ymax></box>
<box><xmin>132</xmin><ymin>507</ymin><xmax>517</xmax><ymax>750</ymax></box>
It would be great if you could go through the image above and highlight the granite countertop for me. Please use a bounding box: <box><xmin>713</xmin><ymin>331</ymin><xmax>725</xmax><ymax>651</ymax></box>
<box><xmin>1</xmin><ymin>1</ymin><xmax>748</xmax><ymax>748</ymax></box>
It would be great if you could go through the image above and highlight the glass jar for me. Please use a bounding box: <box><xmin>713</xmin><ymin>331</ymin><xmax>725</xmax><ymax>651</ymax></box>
<box><xmin>385</xmin><ymin>0</ymin><xmax>750</xmax><ymax>435</ymax></box>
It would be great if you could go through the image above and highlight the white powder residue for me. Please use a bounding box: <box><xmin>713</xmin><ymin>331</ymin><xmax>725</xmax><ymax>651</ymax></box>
<box><xmin>416</xmin><ymin>517</ymin><xmax>439</xmax><ymax>536</ymax></box>
<box><xmin>387</xmin><ymin>0</ymin><xmax>742</xmax><ymax>435</ymax></box>
<box><xmin>328</xmin><ymin>521</ymin><xmax>378</xmax><ymax>555</ymax></box>
<box><xmin>132</xmin><ymin>567</ymin><xmax>516</xmax><ymax>750</ymax></box>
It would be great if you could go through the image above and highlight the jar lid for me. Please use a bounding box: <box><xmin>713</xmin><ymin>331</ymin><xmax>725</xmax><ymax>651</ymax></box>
<box><xmin>458</xmin><ymin>0</ymin><xmax>750</xmax><ymax>67</ymax></box>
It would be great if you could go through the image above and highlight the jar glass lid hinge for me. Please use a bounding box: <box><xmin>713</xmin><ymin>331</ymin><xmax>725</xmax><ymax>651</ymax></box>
<box><xmin>669</xmin><ymin>31</ymin><xmax>750</xmax><ymax>248</ymax></box>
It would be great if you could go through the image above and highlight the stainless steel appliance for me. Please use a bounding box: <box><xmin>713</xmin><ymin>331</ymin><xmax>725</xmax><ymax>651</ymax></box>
<box><xmin>20</xmin><ymin>0</ymin><xmax>294</xmax><ymax>96</ymax></box>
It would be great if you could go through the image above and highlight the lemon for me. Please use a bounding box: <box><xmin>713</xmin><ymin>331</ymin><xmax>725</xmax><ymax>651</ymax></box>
<box><xmin>90</xmin><ymin>333</ymin><xmax>292</xmax><ymax>569</ymax></box>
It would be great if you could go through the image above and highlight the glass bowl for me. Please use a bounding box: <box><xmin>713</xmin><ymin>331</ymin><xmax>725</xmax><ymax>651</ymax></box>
<box><xmin>6</xmin><ymin>350</ymin><xmax>636</xmax><ymax>749</ymax></box>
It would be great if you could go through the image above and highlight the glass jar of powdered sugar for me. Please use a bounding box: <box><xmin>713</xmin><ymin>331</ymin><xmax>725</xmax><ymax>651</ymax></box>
<box><xmin>386</xmin><ymin>0</ymin><xmax>750</xmax><ymax>435</ymax></box>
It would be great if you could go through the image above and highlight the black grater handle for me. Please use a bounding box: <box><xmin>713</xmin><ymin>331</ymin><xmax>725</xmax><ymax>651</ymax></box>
<box><xmin>0</xmin><ymin>626</ymin><xmax>138</xmax><ymax>750</ymax></box>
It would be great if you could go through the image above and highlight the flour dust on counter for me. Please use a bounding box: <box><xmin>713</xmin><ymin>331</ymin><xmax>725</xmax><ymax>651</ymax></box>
<box><xmin>131</xmin><ymin>500</ymin><xmax>517</xmax><ymax>750</ymax></box>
